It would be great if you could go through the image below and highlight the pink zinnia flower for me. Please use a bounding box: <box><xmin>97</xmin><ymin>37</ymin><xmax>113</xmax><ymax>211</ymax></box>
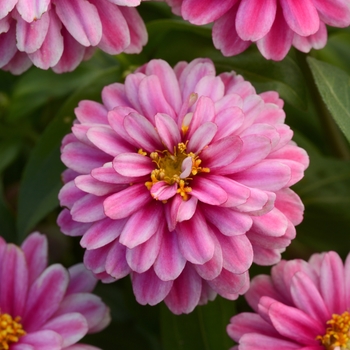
<box><xmin>58</xmin><ymin>58</ymin><xmax>309</xmax><ymax>314</ymax></box>
<box><xmin>0</xmin><ymin>232</ymin><xmax>110</xmax><ymax>349</ymax></box>
<box><xmin>166</xmin><ymin>0</ymin><xmax>350</xmax><ymax>60</ymax></box>
<box><xmin>228</xmin><ymin>251</ymin><xmax>350</xmax><ymax>350</ymax></box>
<box><xmin>0</xmin><ymin>0</ymin><xmax>147</xmax><ymax>74</ymax></box>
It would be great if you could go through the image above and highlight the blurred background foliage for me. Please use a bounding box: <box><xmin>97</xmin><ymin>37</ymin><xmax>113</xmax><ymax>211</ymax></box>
<box><xmin>1</xmin><ymin>2</ymin><xmax>350</xmax><ymax>349</ymax></box>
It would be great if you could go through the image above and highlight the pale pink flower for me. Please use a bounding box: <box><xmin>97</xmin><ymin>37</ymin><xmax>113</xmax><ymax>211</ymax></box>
<box><xmin>0</xmin><ymin>232</ymin><xmax>110</xmax><ymax>349</ymax></box>
<box><xmin>0</xmin><ymin>0</ymin><xmax>147</xmax><ymax>74</ymax></box>
<box><xmin>58</xmin><ymin>58</ymin><xmax>309</xmax><ymax>314</ymax></box>
<box><xmin>228</xmin><ymin>251</ymin><xmax>350</xmax><ymax>350</ymax></box>
<box><xmin>166</xmin><ymin>0</ymin><xmax>350</xmax><ymax>60</ymax></box>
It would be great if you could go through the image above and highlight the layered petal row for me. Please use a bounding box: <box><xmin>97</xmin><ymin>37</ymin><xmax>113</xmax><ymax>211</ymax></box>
<box><xmin>166</xmin><ymin>0</ymin><xmax>350</xmax><ymax>60</ymax></box>
<box><xmin>58</xmin><ymin>58</ymin><xmax>309</xmax><ymax>314</ymax></box>
<box><xmin>0</xmin><ymin>0</ymin><xmax>147</xmax><ymax>74</ymax></box>
<box><xmin>228</xmin><ymin>251</ymin><xmax>350</xmax><ymax>350</ymax></box>
<box><xmin>0</xmin><ymin>232</ymin><xmax>110</xmax><ymax>349</ymax></box>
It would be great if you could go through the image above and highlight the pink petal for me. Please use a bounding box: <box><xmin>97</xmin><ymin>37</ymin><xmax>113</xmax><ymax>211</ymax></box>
<box><xmin>113</xmin><ymin>152</ymin><xmax>154</xmax><ymax>177</ymax></box>
<box><xmin>319</xmin><ymin>251</ymin><xmax>346</xmax><ymax>315</ymax></box>
<box><xmin>71</xmin><ymin>194</ymin><xmax>106</xmax><ymax>223</ymax></box>
<box><xmin>66</xmin><ymin>263</ymin><xmax>97</xmax><ymax>295</ymax></box>
<box><xmin>55</xmin><ymin>0</ymin><xmax>102</xmax><ymax>46</ymax></box>
<box><xmin>181</xmin><ymin>0</ymin><xmax>237</xmax><ymax>25</ymax></box>
<box><xmin>28</xmin><ymin>10</ymin><xmax>63</xmax><ymax>69</ymax></box>
<box><xmin>23</xmin><ymin>264</ymin><xmax>69</xmax><ymax>332</ymax></box>
<box><xmin>268</xmin><ymin>301</ymin><xmax>324</xmax><ymax>344</ymax></box>
<box><xmin>89</xmin><ymin>0</ymin><xmax>129</xmax><ymax>54</ymax></box>
<box><xmin>154</xmin><ymin>230</ymin><xmax>186</xmax><ymax>281</ymax></box>
<box><xmin>52</xmin><ymin>28</ymin><xmax>85</xmax><ymax>73</ymax></box>
<box><xmin>75</xmin><ymin>100</ymin><xmax>108</xmax><ymax>125</ymax></box>
<box><xmin>104</xmin><ymin>183</ymin><xmax>152</xmax><ymax>220</ymax></box>
<box><xmin>213</xmin><ymin>107</ymin><xmax>245</xmax><ymax>141</ymax></box>
<box><xmin>145</xmin><ymin>59</ymin><xmax>182</xmax><ymax>113</ymax></box>
<box><xmin>55</xmin><ymin>293</ymin><xmax>110</xmax><ymax>333</ymax></box>
<box><xmin>177</xmin><ymin>210</ymin><xmax>215</xmax><ymax>264</ymax></box>
<box><xmin>91</xmin><ymin>163</ymin><xmax>141</xmax><ymax>184</ymax></box>
<box><xmin>150</xmin><ymin>182</ymin><xmax>177</xmax><ymax>201</ymax></box>
<box><xmin>19</xmin><ymin>330</ymin><xmax>63</xmax><ymax>350</ymax></box>
<box><xmin>119</xmin><ymin>6</ymin><xmax>148</xmax><ymax>54</ymax></box>
<box><xmin>155</xmin><ymin>113</ymin><xmax>181</xmax><ymax>151</ymax></box>
<box><xmin>190</xmin><ymin>176</ymin><xmax>228</xmax><ymax>205</ymax></box>
<box><xmin>16</xmin><ymin>11</ymin><xmax>49</xmax><ymax>53</ymax></box>
<box><xmin>213</xmin><ymin>5</ymin><xmax>251</xmax><ymax>56</ymax></box>
<box><xmin>61</xmin><ymin>142</ymin><xmax>112</xmax><ymax>174</ymax></box>
<box><xmin>314</xmin><ymin>0</ymin><xmax>350</xmax><ymax>27</ymax></box>
<box><xmin>200</xmin><ymin>136</ymin><xmax>243</xmax><ymax>169</ymax></box>
<box><xmin>236</xmin><ymin>0</ymin><xmax>277</xmax><ymax>41</ymax></box>
<box><xmin>0</xmin><ymin>0</ymin><xmax>17</xmax><ymax>19</ymax></box>
<box><xmin>42</xmin><ymin>313</ymin><xmax>88</xmax><ymax>348</ymax></box>
<box><xmin>105</xmin><ymin>239</ymin><xmax>130</xmax><ymax>279</ymax></box>
<box><xmin>83</xmin><ymin>243</ymin><xmax>111</xmax><ymax>274</ymax></box>
<box><xmin>75</xmin><ymin>174</ymin><xmax>125</xmax><ymax>196</ymax></box>
<box><xmin>0</xmin><ymin>244</ymin><xmax>28</xmax><ymax>317</ymax></box>
<box><xmin>126</xmin><ymin>228</ymin><xmax>162</xmax><ymax>273</ymax></box>
<box><xmin>232</xmin><ymin>160</ymin><xmax>291</xmax><ymax>191</ymax></box>
<box><xmin>132</xmin><ymin>268</ymin><xmax>173</xmax><ymax>306</ymax></box>
<box><xmin>21</xmin><ymin>232</ymin><xmax>48</xmax><ymax>286</ymax></box>
<box><xmin>252</xmin><ymin>208</ymin><xmax>289</xmax><ymax>237</ymax></box>
<box><xmin>138</xmin><ymin>75</ymin><xmax>176</xmax><ymax>121</ymax></box>
<box><xmin>57</xmin><ymin>209</ymin><xmax>92</xmax><ymax>237</ymax></box>
<box><xmin>87</xmin><ymin>126</ymin><xmax>133</xmax><ymax>156</ymax></box>
<box><xmin>280</xmin><ymin>0</ymin><xmax>319</xmax><ymax>36</ymax></box>
<box><xmin>216</xmin><ymin>233</ymin><xmax>253</xmax><ymax>274</ymax></box>
<box><xmin>205</xmin><ymin>206</ymin><xmax>252</xmax><ymax>236</ymax></box>
<box><xmin>164</xmin><ymin>264</ymin><xmax>202</xmax><ymax>314</ymax></box>
<box><xmin>17</xmin><ymin>0</ymin><xmax>50</xmax><ymax>22</ymax></box>
<box><xmin>102</xmin><ymin>83</ymin><xmax>130</xmax><ymax>110</ymax></box>
<box><xmin>124</xmin><ymin>112</ymin><xmax>162</xmax><ymax>152</ymax></box>
<box><xmin>257</xmin><ymin>5</ymin><xmax>294</xmax><ymax>61</ymax></box>
<box><xmin>119</xmin><ymin>202</ymin><xmax>162</xmax><ymax>248</ymax></box>
<box><xmin>290</xmin><ymin>271</ymin><xmax>330</xmax><ymax>324</ymax></box>
<box><xmin>80</xmin><ymin>217</ymin><xmax>126</xmax><ymax>249</ymax></box>
<box><xmin>0</xmin><ymin>21</ymin><xmax>17</xmax><ymax>67</ymax></box>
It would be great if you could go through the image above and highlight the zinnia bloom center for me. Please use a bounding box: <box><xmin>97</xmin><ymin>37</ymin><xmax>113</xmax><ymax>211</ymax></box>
<box><xmin>317</xmin><ymin>311</ymin><xmax>350</xmax><ymax>350</ymax></box>
<box><xmin>144</xmin><ymin>142</ymin><xmax>209</xmax><ymax>200</ymax></box>
<box><xmin>0</xmin><ymin>312</ymin><xmax>26</xmax><ymax>349</ymax></box>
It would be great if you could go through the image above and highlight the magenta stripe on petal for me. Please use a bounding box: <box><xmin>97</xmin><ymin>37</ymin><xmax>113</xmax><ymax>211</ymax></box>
<box><xmin>155</xmin><ymin>113</ymin><xmax>181</xmax><ymax>151</ymax></box>
<box><xmin>71</xmin><ymin>194</ymin><xmax>107</xmax><ymax>223</ymax></box>
<box><xmin>190</xmin><ymin>176</ymin><xmax>228</xmax><ymax>205</ymax></box>
<box><xmin>119</xmin><ymin>203</ymin><xmax>162</xmax><ymax>248</ymax></box>
<box><xmin>154</xmin><ymin>230</ymin><xmax>186</xmax><ymax>281</ymax></box>
<box><xmin>113</xmin><ymin>152</ymin><xmax>154</xmax><ymax>177</ymax></box>
<box><xmin>55</xmin><ymin>0</ymin><xmax>102</xmax><ymax>46</ymax></box>
<box><xmin>23</xmin><ymin>264</ymin><xmax>69</xmax><ymax>332</ymax></box>
<box><xmin>164</xmin><ymin>264</ymin><xmax>202</xmax><ymax>314</ymax></box>
<box><xmin>103</xmin><ymin>183</ymin><xmax>152</xmax><ymax>220</ymax></box>
<box><xmin>177</xmin><ymin>210</ymin><xmax>215</xmax><ymax>264</ymax></box>
<box><xmin>132</xmin><ymin>268</ymin><xmax>173</xmax><ymax>306</ymax></box>
<box><xmin>105</xmin><ymin>239</ymin><xmax>131</xmax><ymax>279</ymax></box>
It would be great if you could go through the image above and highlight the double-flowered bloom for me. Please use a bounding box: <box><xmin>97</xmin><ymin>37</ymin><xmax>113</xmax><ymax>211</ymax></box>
<box><xmin>228</xmin><ymin>251</ymin><xmax>350</xmax><ymax>350</ymax></box>
<box><xmin>0</xmin><ymin>232</ymin><xmax>110</xmax><ymax>349</ymax></box>
<box><xmin>166</xmin><ymin>0</ymin><xmax>350</xmax><ymax>60</ymax></box>
<box><xmin>58</xmin><ymin>58</ymin><xmax>309</xmax><ymax>314</ymax></box>
<box><xmin>0</xmin><ymin>0</ymin><xmax>147</xmax><ymax>74</ymax></box>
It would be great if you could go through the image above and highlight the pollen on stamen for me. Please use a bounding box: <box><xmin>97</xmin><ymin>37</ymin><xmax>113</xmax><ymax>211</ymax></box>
<box><xmin>0</xmin><ymin>312</ymin><xmax>26</xmax><ymax>350</ymax></box>
<box><xmin>144</xmin><ymin>142</ymin><xmax>209</xmax><ymax>201</ymax></box>
<box><xmin>316</xmin><ymin>311</ymin><xmax>350</xmax><ymax>350</ymax></box>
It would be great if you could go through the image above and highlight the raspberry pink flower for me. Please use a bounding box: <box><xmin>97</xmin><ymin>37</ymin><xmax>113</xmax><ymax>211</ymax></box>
<box><xmin>166</xmin><ymin>0</ymin><xmax>350</xmax><ymax>60</ymax></box>
<box><xmin>228</xmin><ymin>251</ymin><xmax>350</xmax><ymax>350</ymax></box>
<box><xmin>58</xmin><ymin>58</ymin><xmax>309</xmax><ymax>314</ymax></box>
<box><xmin>0</xmin><ymin>232</ymin><xmax>110</xmax><ymax>349</ymax></box>
<box><xmin>0</xmin><ymin>0</ymin><xmax>147</xmax><ymax>74</ymax></box>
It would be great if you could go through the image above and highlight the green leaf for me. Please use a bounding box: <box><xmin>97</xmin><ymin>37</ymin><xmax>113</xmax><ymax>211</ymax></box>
<box><xmin>161</xmin><ymin>297</ymin><xmax>235</xmax><ymax>350</ymax></box>
<box><xmin>0</xmin><ymin>139</ymin><xmax>21</xmax><ymax>174</ymax></box>
<box><xmin>0</xmin><ymin>183</ymin><xmax>16</xmax><ymax>242</ymax></box>
<box><xmin>307</xmin><ymin>57</ymin><xmax>350</xmax><ymax>144</ymax></box>
<box><xmin>17</xmin><ymin>65</ymin><xmax>121</xmax><ymax>240</ymax></box>
<box><xmin>7</xmin><ymin>52</ymin><xmax>119</xmax><ymax>122</ymax></box>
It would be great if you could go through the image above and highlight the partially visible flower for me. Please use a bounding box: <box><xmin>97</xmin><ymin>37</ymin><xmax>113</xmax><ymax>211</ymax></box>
<box><xmin>166</xmin><ymin>0</ymin><xmax>350</xmax><ymax>60</ymax></box>
<box><xmin>0</xmin><ymin>0</ymin><xmax>147</xmax><ymax>74</ymax></box>
<box><xmin>228</xmin><ymin>251</ymin><xmax>350</xmax><ymax>350</ymax></box>
<box><xmin>0</xmin><ymin>232</ymin><xmax>110</xmax><ymax>349</ymax></box>
<box><xmin>58</xmin><ymin>58</ymin><xmax>308</xmax><ymax>314</ymax></box>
